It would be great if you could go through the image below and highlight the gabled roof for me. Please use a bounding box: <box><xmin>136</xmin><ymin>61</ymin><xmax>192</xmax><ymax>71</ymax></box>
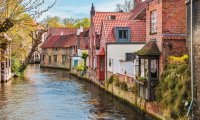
<box><xmin>93</xmin><ymin>12</ymin><xmax>132</xmax><ymax>34</ymax></box>
<box><xmin>136</xmin><ymin>40</ymin><xmax>161</xmax><ymax>56</ymax></box>
<box><xmin>96</xmin><ymin>47</ymin><xmax>105</xmax><ymax>56</ymax></box>
<box><xmin>80</xmin><ymin>29</ymin><xmax>89</xmax><ymax>37</ymax></box>
<box><xmin>101</xmin><ymin>20</ymin><xmax>146</xmax><ymax>42</ymax></box>
<box><xmin>129</xmin><ymin>1</ymin><xmax>148</xmax><ymax>20</ymax></box>
<box><xmin>41</xmin><ymin>34</ymin><xmax>76</xmax><ymax>48</ymax></box>
<box><xmin>47</xmin><ymin>28</ymin><xmax>77</xmax><ymax>36</ymax></box>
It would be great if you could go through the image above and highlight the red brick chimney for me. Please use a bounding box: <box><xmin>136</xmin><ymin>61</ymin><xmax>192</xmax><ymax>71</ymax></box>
<box><xmin>135</xmin><ymin>0</ymin><xmax>142</xmax><ymax>6</ymax></box>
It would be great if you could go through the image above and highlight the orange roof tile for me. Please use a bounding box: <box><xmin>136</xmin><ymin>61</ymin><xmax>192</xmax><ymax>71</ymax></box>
<box><xmin>93</xmin><ymin>12</ymin><xmax>132</xmax><ymax>34</ymax></box>
<box><xmin>101</xmin><ymin>20</ymin><xmax>146</xmax><ymax>42</ymax></box>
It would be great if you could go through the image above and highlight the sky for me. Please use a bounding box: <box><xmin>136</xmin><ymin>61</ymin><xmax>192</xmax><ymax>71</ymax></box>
<box><xmin>38</xmin><ymin>0</ymin><xmax>124</xmax><ymax>21</ymax></box>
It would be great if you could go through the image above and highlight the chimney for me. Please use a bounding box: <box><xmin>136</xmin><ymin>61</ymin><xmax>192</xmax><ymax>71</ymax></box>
<box><xmin>77</xmin><ymin>26</ymin><xmax>84</xmax><ymax>50</ymax></box>
<box><xmin>135</xmin><ymin>0</ymin><xmax>142</xmax><ymax>6</ymax></box>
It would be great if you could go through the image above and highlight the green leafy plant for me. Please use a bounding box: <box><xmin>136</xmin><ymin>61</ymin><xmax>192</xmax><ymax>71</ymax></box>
<box><xmin>11</xmin><ymin>57</ymin><xmax>23</xmax><ymax>76</ymax></box>
<box><xmin>120</xmin><ymin>82</ymin><xmax>128</xmax><ymax>91</ymax></box>
<box><xmin>156</xmin><ymin>55</ymin><xmax>191</xmax><ymax>119</ymax></box>
<box><xmin>136</xmin><ymin>76</ymin><xmax>147</xmax><ymax>82</ymax></box>
<box><xmin>81</xmin><ymin>51</ymin><xmax>88</xmax><ymax>71</ymax></box>
<box><xmin>76</xmin><ymin>63</ymin><xmax>84</xmax><ymax>71</ymax></box>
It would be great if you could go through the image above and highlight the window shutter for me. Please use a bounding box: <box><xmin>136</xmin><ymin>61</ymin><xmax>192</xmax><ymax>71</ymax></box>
<box><xmin>115</xmin><ymin>28</ymin><xmax>119</xmax><ymax>42</ymax></box>
<box><xmin>128</xmin><ymin>28</ymin><xmax>131</xmax><ymax>42</ymax></box>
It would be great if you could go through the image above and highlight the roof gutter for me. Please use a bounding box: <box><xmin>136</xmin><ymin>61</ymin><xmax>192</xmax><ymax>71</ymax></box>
<box><xmin>187</xmin><ymin>0</ymin><xmax>194</xmax><ymax>118</ymax></box>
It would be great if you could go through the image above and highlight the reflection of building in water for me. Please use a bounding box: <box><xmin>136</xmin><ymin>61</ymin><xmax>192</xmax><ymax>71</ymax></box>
<box><xmin>0</xmin><ymin>33</ymin><xmax>13</xmax><ymax>82</ymax></box>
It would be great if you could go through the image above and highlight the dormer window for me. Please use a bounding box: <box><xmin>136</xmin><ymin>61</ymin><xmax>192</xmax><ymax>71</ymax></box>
<box><xmin>115</xmin><ymin>27</ymin><xmax>131</xmax><ymax>43</ymax></box>
<box><xmin>108</xmin><ymin>15</ymin><xmax>116</xmax><ymax>20</ymax></box>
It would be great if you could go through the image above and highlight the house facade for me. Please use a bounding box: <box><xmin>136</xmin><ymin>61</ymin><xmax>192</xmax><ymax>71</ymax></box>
<box><xmin>89</xmin><ymin>3</ymin><xmax>148</xmax><ymax>81</ymax></box>
<box><xmin>0</xmin><ymin>33</ymin><xmax>12</xmax><ymax>82</ymax></box>
<box><xmin>72</xmin><ymin>29</ymin><xmax>89</xmax><ymax>70</ymax></box>
<box><xmin>135</xmin><ymin>0</ymin><xmax>187</xmax><ymax>101</ymax></box>
<box><xmin>40</xmin><ymin>34</ymin><xmax>77</xmax><ymax>69</ymax></box>
<box><xmin>186</xmin><ymin>0</ymin><xmax>200</xmax><ymax>119</ymax></box>
<box><xmin>40</xmin><ymin>27</ymin><xmax>89</xmax><ymax>70</ymax></box>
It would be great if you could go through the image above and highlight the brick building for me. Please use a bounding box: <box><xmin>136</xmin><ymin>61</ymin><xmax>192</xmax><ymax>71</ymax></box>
<box><xmin>88</xmin><ymin>2</ymin><xmax>148</xmax><ymax>81</ymax></box>
<box><xmin>133</xmin><ymin>0</ymin><xmax>188</xmax><ymax>101</ymax></box>
<box><xmin>41</xmin><ymin>34</ymin><xmax>77</xmax><ymax>69</ymax></box>
<box><xmin>40</xmin><ymin>28</ymin><xmax>89</xmax><ymax>70</ymax></box>
<box><xmin>186</xmin><ymin>0</ymin><xmax>200</xmax><ymax>119</ymax></box>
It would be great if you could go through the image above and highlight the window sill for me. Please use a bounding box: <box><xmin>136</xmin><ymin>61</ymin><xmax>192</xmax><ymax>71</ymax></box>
<box><xmin>150</xmin><ymin>32</ymin><xmax>157</xmax><ymax>35</ymax></box>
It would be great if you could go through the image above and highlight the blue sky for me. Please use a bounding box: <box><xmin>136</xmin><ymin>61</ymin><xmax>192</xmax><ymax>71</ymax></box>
<box><xmin>38</xmin><ymin>0</ymin><xmax>123</xmax><ymax>21</ymax></box>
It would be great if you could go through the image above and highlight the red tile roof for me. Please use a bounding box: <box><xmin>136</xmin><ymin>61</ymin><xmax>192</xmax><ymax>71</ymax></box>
<box><xmin>129</xmin><ymin>1</ymin><xmax>148</xmax><ymax>20</ymax></box>
<box><xmin>93</xmin><ymin>12</ymin><xmax>132</xmax><ymax>34</ymax></box>
<box><xmin>47</xmin><ymin>28</ymin><xmax>77</xmax><ymax>36</ymax></box>
<box><xmin>101</xmin><ymin>20</ymin><xmax>146</xmax><ymax>42</ymax></box>
<box><xmin>136</xmin><ymin>40</ymin><xmax>161</xmax><ymax>56</ymax></box>
<box><xmin>41</xmin><ymin>34</ymin><xmax>76</xmax><ymax>48</ymax></box>
<box><xmin>96</xmin><ymin>47</ymin><xmax>105</xmax><ymax>56</ymax></box>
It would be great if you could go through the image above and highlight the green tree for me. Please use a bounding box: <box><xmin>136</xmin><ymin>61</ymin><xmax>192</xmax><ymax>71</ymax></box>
<box><xmin>74</xmin><ymin>18</ymin><xmax>90</xmax><ymax>28</ymax></box>
<box><xmin>42</xmin><ymin>16</ymin><xmax>64</xmax><ymax>28</ymax></box>
<box><xmin>0</xmin><ymin>0</ymin><xmax>57</xmax><ymax>32</ymax></box>
<box><xmin>81</xmin><ymin>51</ymin><xmax>88</xmax><ymax>71</ymax></box>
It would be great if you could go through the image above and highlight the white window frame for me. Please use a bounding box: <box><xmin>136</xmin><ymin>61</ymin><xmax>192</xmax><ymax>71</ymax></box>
<box><xmin>151</xmin><ymin>10</ymin><xmax>157</xmax><ymax>33</ymax></box>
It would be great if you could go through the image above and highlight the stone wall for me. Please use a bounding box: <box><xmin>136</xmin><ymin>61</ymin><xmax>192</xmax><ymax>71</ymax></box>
<box><xmin>187</xmin><ymin>0</ymin><xmax>200</xmax><ymax>119</ymax></box>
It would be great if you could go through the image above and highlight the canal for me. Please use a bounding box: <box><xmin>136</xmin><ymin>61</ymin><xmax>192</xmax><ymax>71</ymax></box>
<box><xmin>0</xmin><ymin>65</ymin><xmax>153</xmax><ymax>120</ymax></box>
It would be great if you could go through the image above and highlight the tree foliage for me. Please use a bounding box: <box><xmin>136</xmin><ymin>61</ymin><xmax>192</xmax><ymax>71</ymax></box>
<box><xmin>0</xmin><ymin>0</ymin><xmax>57</xmax><ymax>32</ymax></box>
<box><xmin>41</xmin><ymin>16</ymin><xmax>90</xmax><ymax>28</ymax></box>
<box><xmin>0</xmin><ymin>0</ymin><xmax>56</xmax><ymax>74</ymax></box>
<box><xmin>115</xmin><ymin>0</ymin><xmax>135</xmax><ymax>12</ymax></box>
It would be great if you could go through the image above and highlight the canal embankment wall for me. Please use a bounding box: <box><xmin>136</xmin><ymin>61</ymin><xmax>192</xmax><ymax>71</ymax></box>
<box><xmin>70</xmin><ymin>69</ymin><xmax>163</xmax><ymax>120</ymax></box>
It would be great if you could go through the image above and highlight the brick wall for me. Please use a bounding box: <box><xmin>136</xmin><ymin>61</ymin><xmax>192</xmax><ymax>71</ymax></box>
<box><xmin>187</xmin><ymin>0</ymin><xmax>200</xmax><ymax>119</ymax></box>
<box><xmin>146</xmin><ymin>0</ymin><xmax>187</xmax><ymax>72</ymax></box>
<box><xmin>162</xmin><ymin>0</ymin><xmax>186</xmax><ymax>34</ymax></box>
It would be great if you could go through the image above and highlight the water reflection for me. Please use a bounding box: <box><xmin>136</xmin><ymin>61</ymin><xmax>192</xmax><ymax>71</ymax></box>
<box><xmin>0</xmin><ymin>65</ymin><xmax>152</xmax><ymax>120</ymax></box>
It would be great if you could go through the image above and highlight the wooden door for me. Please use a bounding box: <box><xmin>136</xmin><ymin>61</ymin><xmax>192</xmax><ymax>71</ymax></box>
<box><xmin>99</xmin><ymin>56</ymin><xmax>105</xmax><ymax>81</ymax></box>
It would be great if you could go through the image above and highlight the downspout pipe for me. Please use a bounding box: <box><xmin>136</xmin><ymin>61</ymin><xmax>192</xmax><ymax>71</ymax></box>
<box><xmin>187</xmin><ymin>0</ymin><xmax>194</xmax><ymax>118</ymax></box>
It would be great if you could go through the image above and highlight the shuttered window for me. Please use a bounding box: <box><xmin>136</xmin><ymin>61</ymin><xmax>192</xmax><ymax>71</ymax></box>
<box><xmin>115</xmin><ymin>27</ymin><xmax>131</xmax><ymax>43</ymax></box>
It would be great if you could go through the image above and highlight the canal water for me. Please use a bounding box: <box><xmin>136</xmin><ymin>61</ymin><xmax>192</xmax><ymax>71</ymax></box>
<box><xmin>0</xmin><ymin>65</ymin><xmax>153</xmax><ymax>120</ymax></box>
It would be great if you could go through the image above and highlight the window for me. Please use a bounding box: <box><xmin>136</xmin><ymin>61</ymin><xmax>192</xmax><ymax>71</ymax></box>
<box><xmin>54</xmin><ymin>55</ymin><xmax>57</xmax><ymax>62</ymax></box>
<box><xmin>62</xmin><ymin>55</ymin><xmax>66</xmax><ymax>64</ymax></box>
<box><xmin>126</xmin><ymin>53</ymin><xmax>136</xmax><ymax>61</ymax></box>
<box><xmin>49</xmin><ymin>56</ymin><xmax>51</xmax><ymax>63</ymax></box>
<box><xmin>53</xmin><ymin>48</ymin><xmax>58</xmax><ymax>51</ymax></box>
<box><xmin>151</xmin><ymin>11</ymin><xmax>157</xmax><ymax>33</ymax></box>
<box><xmin>119</xmin><ymin>30</ymin><xmax>128</xmax><ymax>39</ymax></box>
<box><xmin>140</xmin><ymin>59</ymin><xmax>148</xmax><ymax>78</ymax></box>
<box><xmin>116</xmin><ymin>27</ymin><xmax>131</xmax><ymax>43</ymax></box>
<box><xmin>43</xmin><ymin>55</ymin><xmax>45</xmax><ymax>61</ymax></box>
<box><xmin>150</xmin><ymin>59</ymin><xmax>158</xmax><ymax>79</ymax></box>
<box><xmin>74</xmin><ymin>60</ymin><xmax>78</xmax><ymax>67</ymax></box>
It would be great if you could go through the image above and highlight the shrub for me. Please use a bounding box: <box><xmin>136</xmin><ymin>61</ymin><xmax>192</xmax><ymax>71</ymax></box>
<box><xmin>120</xmin><ymin>82</ymin><xmax>128</xmax><ymax>91</ymax></box>
<box><xmin>156</xmin><ymin>56</ymin><xmax>191</xmax><ymax>119</ymax></box>
<box><xmin>108</xmin><ymin>75</ymin><xmax>115</xmax><ymax>84</ymax></box>
<box><xmin>11</xmin><ymin>57</ymin><xmax>23</xmax><ymax>76</ymax></box>
<box><xmin>76</xmin><ymin>63</ymin><xmax>84</xmax><ymax>71</ymax></box>
<box><xmin>168</xmin><ymin>54</ymin><xmax>189</xmax><ymax>64</ymax></box>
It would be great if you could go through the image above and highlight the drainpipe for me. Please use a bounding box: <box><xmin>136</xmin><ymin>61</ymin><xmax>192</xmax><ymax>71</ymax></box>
<box><xmin>187</xmin><ymin>0</ymin><xmax>194</xmax><ymax>118</ymax></box>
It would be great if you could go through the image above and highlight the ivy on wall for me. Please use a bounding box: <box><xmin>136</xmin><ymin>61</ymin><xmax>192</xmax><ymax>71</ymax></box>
<box><xmin>156</xmin><ymin>55</ymin><xmax>191</xmax><ymax>119</ymax></box>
